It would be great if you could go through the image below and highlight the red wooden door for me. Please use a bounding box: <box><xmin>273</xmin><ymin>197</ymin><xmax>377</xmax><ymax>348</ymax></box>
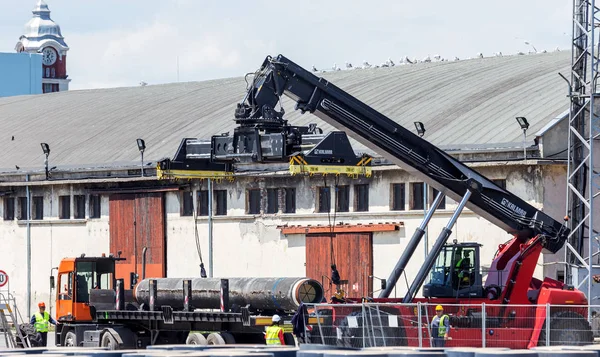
<box><xmin>306</xmin><ymin>233</ymin><xmax>373</xmax><ymax>298</ymax></box>
<box><xmin>109</xmin><ymin>193</ymin><xmax>166</xmax><ymax>287</ymax></box>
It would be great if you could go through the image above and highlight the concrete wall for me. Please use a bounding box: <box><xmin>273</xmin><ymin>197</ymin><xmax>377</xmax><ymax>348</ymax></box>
<box><xmin>0</xmin><ymin>163</ymin><xmax>567</xmax><ymax>319</ymax></box>
<box><xmin>0</xmin><ymin>53</ymin><xmax>42</xmax><ymax>97</ymax></box>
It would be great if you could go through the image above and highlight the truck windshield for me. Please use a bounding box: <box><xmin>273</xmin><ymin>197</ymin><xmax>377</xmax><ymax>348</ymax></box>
<box><xmin>75</xmin><ymin>260</ymin><xmax>114</xmax><ymax>303</ymax></box>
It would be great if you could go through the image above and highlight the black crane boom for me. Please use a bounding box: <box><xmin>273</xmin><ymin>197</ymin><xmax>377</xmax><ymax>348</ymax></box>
<box><xmin>236</xmin><ymin>55</ymin><xmax>568</xmax><ymax>253</ymax></box>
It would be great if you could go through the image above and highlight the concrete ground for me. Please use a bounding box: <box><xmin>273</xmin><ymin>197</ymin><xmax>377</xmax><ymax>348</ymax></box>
<box><xmin>0</xmin><ymin>331</ymin><xmax>55</xmax><ymax>348</ymax></box>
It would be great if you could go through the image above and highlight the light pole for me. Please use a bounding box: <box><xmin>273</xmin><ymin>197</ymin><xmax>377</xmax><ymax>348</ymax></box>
<box><xmin>414</xmin><ymin>121</ymin><xmax>428</xmax><ymax>258</ymax></box>
<box><xmin>40</xmin><ymin>143</ymin><xmax>50</xmax><ymax>180</ymax></box>
<box><xmin>136</xmin><ymin>139</ymin><xmax>146</xmax><ymax>177</ymax></box>
<box><xmin>516</xmin><ymin>117</ymin><xmax>529</xmax><ymax>160</ymax></box>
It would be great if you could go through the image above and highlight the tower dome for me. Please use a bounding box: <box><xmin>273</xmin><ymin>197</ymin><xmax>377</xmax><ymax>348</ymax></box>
<box><xmin>16</xmin><ymin>0</ymin><xmax>69</xmax><ymax>52</ymax></box>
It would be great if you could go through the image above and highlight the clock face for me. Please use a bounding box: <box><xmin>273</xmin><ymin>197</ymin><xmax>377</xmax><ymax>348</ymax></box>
<box><xmin>41</xmin><ymin>47</ymin><xmax>57</xmax><ymax>66</ymax></box>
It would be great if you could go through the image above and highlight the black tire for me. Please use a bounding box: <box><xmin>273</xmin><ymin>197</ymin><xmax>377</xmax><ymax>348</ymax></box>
<box><xmin>220</xmin><ymin>332</ymin><xmax>236</xmax><ymax>344</ymax></box>
<box><xmin>537</xmin><ymin>310</ymin><xmax>593</xmax><ymax>346</ymax></box>
<box><xmin>64</xmin><ymin>331</ymin><xmax>77</xmax><ymax>347</ymax></box>
<box><xmin>207</xmin><ymin>332</ymin><xmax>226</xmax><ymax>345</ymax></box>
<box><xmin>186</xmin><ymin>332</ymin><xmax>207</xmax><ymax>345</ymax></box>
<box><xmin>101</xmin><ymin>332</ymin><xmax>119</xmax><ymax>350</ymax></box>
<box><xmin>283</xmin><ymin>333</ymin><xmax>296</xmax><ymax>346</ymax></box>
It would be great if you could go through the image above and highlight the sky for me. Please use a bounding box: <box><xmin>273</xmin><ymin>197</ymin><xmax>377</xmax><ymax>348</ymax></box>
<box><xmin>0</xmin><ymin>0</ymin><xmax>572</xmax><ymax>90</ymax></box>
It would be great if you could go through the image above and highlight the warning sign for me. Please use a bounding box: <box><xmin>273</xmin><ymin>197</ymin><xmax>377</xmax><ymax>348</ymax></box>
<box><xmin>0</xmin><ymin>270</ymin><xmax>8</xmax><ymax>288</ymax></box>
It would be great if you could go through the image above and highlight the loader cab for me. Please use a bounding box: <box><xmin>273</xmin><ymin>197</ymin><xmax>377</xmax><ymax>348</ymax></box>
<box><xmin>423</xmin><ymin>243</ymin><xmax>484</xmax><ymax>298</ymax></box>
<box><xmin>54</xmin><ymin>256</ymin><xmax>118</xmax><ymax>322</ymax></box>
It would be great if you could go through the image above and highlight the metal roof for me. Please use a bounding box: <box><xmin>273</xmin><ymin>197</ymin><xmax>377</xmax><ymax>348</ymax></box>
<box><xmin>0</xmin><ymin>51</ymin><xmax>570</xmax><ymax>173</ymax></box>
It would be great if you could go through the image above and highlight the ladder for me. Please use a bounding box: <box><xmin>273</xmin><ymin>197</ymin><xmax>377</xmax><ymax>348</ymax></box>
<box><xmin>0</xmin><ymin>292</ymin><xmax>30</xmax><ymax>348</ymax></box>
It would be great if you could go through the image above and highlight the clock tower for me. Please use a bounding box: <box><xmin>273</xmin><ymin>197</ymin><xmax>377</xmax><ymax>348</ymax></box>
<box><xmin>15</xmin><ymin>0</ymin><xmax>70</xmax><ymax>93</ymax></box>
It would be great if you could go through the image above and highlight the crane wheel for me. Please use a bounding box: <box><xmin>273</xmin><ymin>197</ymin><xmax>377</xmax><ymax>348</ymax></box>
<box><xmin>537</xmin><ymin>310</ymin><xmax>593</xmax><ymax>346</ymax></box>
<box><xmin>186</xmin><ymin>332</ymin><xmax>207</xmax><ymax>345</ymax></box>
<box><xmin>207</xmin><ymin>332</ymin><xmax>234</xmax><ymax>345</ymax></box>
<box><xmin>101</xmin><ymin>332</ymin><xmax>119</xmax><ymax>350</ymax></box>
<box><xmin>64</xmin><ymin>331</ymin><xmax>77</xmax><ymax>347</ymax></box>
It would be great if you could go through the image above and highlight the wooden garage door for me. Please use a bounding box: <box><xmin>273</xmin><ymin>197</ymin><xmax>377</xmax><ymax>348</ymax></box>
<box><xmin>306</xmin><ymin>233</ymin><xmax>373</xmax><ymax>298</ymax></box>
<box><xmin>109</xmin><ymin>193</ymin><xmax>166</xmax><ymax>287</ymax></box>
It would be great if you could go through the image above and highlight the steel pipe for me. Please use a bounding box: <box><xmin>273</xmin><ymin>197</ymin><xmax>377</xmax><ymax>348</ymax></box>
<box><xmin>134</xmin><ymin>277</ymin><xmax>323</xmax><ymax>311</ymax></box>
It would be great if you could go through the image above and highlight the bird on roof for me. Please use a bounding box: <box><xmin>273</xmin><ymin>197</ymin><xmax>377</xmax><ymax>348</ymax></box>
<box><xmin>422</xmin><ymin>55</ymin><xmax>431</xmax><ymax>63</ymax></box>
<box><xmin>453</xmin><ymin>56</ymin><xmax>460</xmax><ymax>61</ymax></box>
<box><xmin>516</xmin><ymin>51</ymin><xmax>525</xmax><ymax>55</ymax></box>
<box><xmin>477</xmin><ymin>52</ymin><xmax>484</xmax><ymax>58</ymax></box>
<box><xmin>403</xmin><ymin>56</ymin><xmax>414</xmax><ymax>64</ymax></box>
<box><xmin>139</xmin><ymin>81</ymin><xmax>148</xmax><ymax>86</ymax></box>
<box><xmin>554</xmin><ymin>46</ymin><xmax>561</xmax><ymax>52</ymax></box>
<box><xmin>362</xmin><ymin>60</ymin><xmax>372</xmax><ymax>69</ymax></box>
<box><xmin>332</xmin><ymin>63</ymin><xmax>341</xmax><ymax>71</ymax></box>
<box><xmin>494</xmin><ymin>52</ymin><xmax>503</xmax><ymax>57</ymax></box>
<box><xmin>387</xmin><ymin>58</ymin><xmax>395</xmax><ymax>67</ymax></box>
<box><xmin>345</xmin><ymin>62</ymin><xmax>353</xmax><ymax>69</ymax></box>
<box><xmin>433</xmin><ymin>55</ymin><xmax>441</xmax><ymax>62</ymax></box>
<box><xmin>15</xmin><ymin>165</ymin><xmax>19</xmax><ymax>170</ymax></box>
<box><xmin>312</xmin><ymin>65</ymin><xmax>318</xmax><ymax>72</ymax></box>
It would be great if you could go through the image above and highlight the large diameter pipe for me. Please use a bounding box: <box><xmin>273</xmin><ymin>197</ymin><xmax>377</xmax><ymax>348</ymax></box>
<box><xmin>134</xmin><ymin>277</ymin><xmax>324</xmax><ymax>312</ymax></box>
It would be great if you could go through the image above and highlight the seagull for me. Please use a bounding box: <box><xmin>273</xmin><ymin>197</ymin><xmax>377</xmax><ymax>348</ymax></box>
<box><xmin>404</xmin><ymin>56</ymin><xmax>414</xmax><ymax>64</ymax></box>
<box><xmin>380</xmin><ymin>61</ymin><xmax>389</xmax><ymax>68</ymax></box>
<box><xmin>139</xmin><ymin>81</ymin><xmax>148</xmax><ymax>87</ymax></box>
<box><xmin>362</xmin><ymin>60</ymin><xmax>372</xmax><ymax>69</ymax></box>
<box><xmin>554</xmin><ymin>46</ymin><xmax>561</xmax><ymax>52</ymax></box>
<box><xmin>332</xmin><ymin>63</ymin><xmax>340</xmax><ymax>71</ymax></box>
<box><xmin>387</xmin><ymin>58</ymin><xmax>395</xmax><ymax>67</ymax></box>
<box><xmin>15</xmin><ymin>165</ymin><xmax>19</xmax><ymax>170</ymax></box>
<box><xmin>477</xmin><ymin>52</ymin><xmax>483</xmax><ymax>58</ymax></box>
<box><xmin>422</xmin><ymin>55</ymin><xmax>431</xmax><ymax>63</ymax></box>
<box><xmin>494</xmin><ymin>52</ymin><xmax>503</xmax><ymax>57</ymax></box>
<box><xmin>345</xmin><ymin>62</ymin><xmax>353</xmax><ymax>69</ymax></box>
<box><xmin>541</xmin><ymin>49</ymin><xmax>547</xmax><ymax>53</ymax></box>
<box><xmin>516</xmin><ymin>51</ymin><xmax>525</xmax><ymax>55</ymax></box>
<box><xmin>312</xmin><ymin>65</ymin><xmax>318</xmax><ymax>72</ymax></box>
<box><xmin>453</xmin><ymin>56</ymin><xmax>460</xmax><ymax>61</ymax></box>
<box><xmin>433</xmin><ymin>55</ymin><xmax>441</xmax><ymax>62</ymax></box>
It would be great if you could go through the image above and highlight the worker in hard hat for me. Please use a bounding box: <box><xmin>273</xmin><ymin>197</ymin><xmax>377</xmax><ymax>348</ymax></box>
<box><xmin>430</xmin><ymin>305</ymin><xmax>449</xmax><ymax>347</ymax></box>
<box><xmin>265</xmin><ymin>314</ymin><xmax>285</xmax><ymax>345</ymax></box>
<box><xmin>30</xmin><ymin>302</ymin><xmax>57</xmax><ymax>346</ymax></box>
<box><xmin>455</xmin><ymin>250</ymin><xmax>472</xmax><ymax>286</ymax></box>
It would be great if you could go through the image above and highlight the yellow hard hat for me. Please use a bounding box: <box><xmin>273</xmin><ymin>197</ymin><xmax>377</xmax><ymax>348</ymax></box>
<box><xmin>435</xmin><ymin>305</ymin><xmax>443</xmax><ymax>311</ymax></box>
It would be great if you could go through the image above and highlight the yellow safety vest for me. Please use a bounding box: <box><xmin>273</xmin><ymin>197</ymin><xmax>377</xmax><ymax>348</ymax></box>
<box><xmin>433</xmin><ymin>314</ymin><xmax>449</xmax><ymax>337</ymax></box>
<box><xmin>34</xmin><ymin>312</ymin><xmax>50</xmax><ymax>333</ymax></box>
<box><xmin>265</xmin><ymin>325</ymin><xmax>284</xmax><ymax>345</ymax></box>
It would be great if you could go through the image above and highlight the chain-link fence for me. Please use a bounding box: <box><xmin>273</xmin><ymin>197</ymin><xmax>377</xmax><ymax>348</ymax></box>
<box><xmin>302</xmin><ymin>303</ymin><xmax>596</xmax><ymax>349</ymax></box>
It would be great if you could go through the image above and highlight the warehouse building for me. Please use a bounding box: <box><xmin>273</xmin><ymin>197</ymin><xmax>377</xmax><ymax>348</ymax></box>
<box><xmin>0</xmin><ymin>50</ymin><xmax>578</xmax><ymax>316</ymax></box>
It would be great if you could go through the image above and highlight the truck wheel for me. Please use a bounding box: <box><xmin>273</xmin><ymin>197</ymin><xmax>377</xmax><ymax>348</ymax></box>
<box><xmin>64</xmin><ymin>331</ymin><xmax>77</xmax><ymax>347</ymax></box>
<box><xmin>186</xmin><ymin>332</ymin><xmax>207</xmax><ymax>345</ymax></box>
<box><xmin>220</xmin><ymin>332</ymin><xmax>235</xmax><ymax>344</ymax></box>
<box><xmin>538</xmin><ymin>310</ymin><xmax>593</xmax><ymax>346</ymax></box>
<box><xmin>101</xmin><ymin>332</ymin><xmax>119</xmax><ymax>350</ymax></box>
<box><xmin>207</xmin><ymin>333</ymin><xmax>226</xmax><ymax>345</ymax></box>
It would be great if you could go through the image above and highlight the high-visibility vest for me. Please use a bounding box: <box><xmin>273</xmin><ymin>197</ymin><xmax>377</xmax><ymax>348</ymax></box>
<box><xmin>433</xmin><ymin>314</ymin><xmax>449</xmax><ymax>337</ymax></box>
<box><xmin>265</xmin><ymin>325</ymin><xmax>284</xmax><ymax>345</ymax></box>
<box><xmin>34</xmin><ymin>312</ymin><xmax>50</xmax><ymax>333</ymax></box>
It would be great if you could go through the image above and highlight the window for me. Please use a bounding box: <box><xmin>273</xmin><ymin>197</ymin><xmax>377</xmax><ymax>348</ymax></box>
<box><xmin>266</xmin><ymin>188</ymin><xmax>279</xmax><ymax>214</ymax></box>
<box><xmin>3</xmin><ymin>197</ymin><xmax>14</xmax><ymax>220</ymax></box>
<box><xmin>391</xmin><ymin>183</ymin><xmax>405</xmax><ymax>211</ymax></box>
<box><xmin>32</xmin><ymin>196</ymin><xmax>43</xmax><ymax>220</ymax></box>
<box><xmin>43</xmin><ymin>83</ymin><xmax>51</xmax><ymax>93</ymax></box>
<box><xmin>317</xmin><ymin>187</ymin><xmax>330</xmax><ymax>213</ymax></box>
<box><xmin>410</xmin><ymin>182</ymin><xmax>425</xmax><ymax>210</ymax></box>
<box><xmin>354</xmin><ymin>184</ymin><xmax>369</xmax><ymax>212</ymax></box>
<box><xmin>75</xmin><ymin>260</ymin><xmax>114</xmax><ymax>303</ymax></box>
<box><xmin>431</xmin><ymin>188</ymin><xmax>446</xmax><ymax>210</ymax></box>
<box><xmin>58</xmin><ymin>272</ymin><xmax>73</xmax><ymax>301</ymax></box>
<box><xmin>45</xmin><ymin>68</ymin><xmax>50</xmax><ymax>78</ymax></box>
<box><xmin>492</xmin><ymin>179</ymin><xmax>507</xmax><ymax>190</ymax></box>
<box><xmin>59</xmin><ymin>195</ymin><xmax>70</xmax><ymax>219</ymax></box>
<box><xmin>18</xmin><ymin>197</ymin><xmax>27</xmax><ymax>220</ymax></box>
<box><xmin>180</xmin><ymin>191</ymin><xmax>194</xmax><ymax>216</ymax></box>
<box><xmin>247</xmin><ymin>189</ymin><xmax>261</xmax><ymax>214</ymax></box>
<box><xmin>215</xmin><ymin>190</ymin><xmax>227</xmax><ymax>216</ymax></box>
<box><xmin>197</xmin><ymin>191</ymin><xmax>209</xmax><ymax>216</ymax></box>
<box><xmin>51</xmin><ymin>68</ymin><xmax>56</xmax><ymax>78</ymax></box>
<box><xmin>557</xmin><ymin>270</ymin><xmax>565</xmax><ymax>283</ymax></box>
<box><xmin>74</xmin><ymin>195</ymin><xmax>86</xmax><ymax>219</ymax></box>
<box><xmin>335</xmin><ymin>186</ymin><xmax>350</xmax><ymax>212</ymax></box>
<box><xmin>284</xmin><ymin>188</ymin><xmax>296</xmax><ymax>213</ymax></box>
<box><xmin>89</xmin><ymin>195</ymin><xmax>101</xmax><ymax>219</ymax></box>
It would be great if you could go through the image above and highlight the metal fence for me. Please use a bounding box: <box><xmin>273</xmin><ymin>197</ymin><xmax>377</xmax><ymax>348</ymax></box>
<box><xmin>301</xmin><ymin>303</ymin><xmax>597</xmax><ymax>349</ymax></box>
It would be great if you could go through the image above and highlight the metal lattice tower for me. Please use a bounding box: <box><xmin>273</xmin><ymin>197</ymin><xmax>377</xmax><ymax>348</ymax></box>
<box><xmin>566</xmin><ymin>0</ymin><xmax>600</xmax><ymax>317</ymax></box>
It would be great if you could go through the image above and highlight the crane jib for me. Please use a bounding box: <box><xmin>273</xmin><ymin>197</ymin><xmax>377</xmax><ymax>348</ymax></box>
<box><xmin>247</xmin><ymin>54</ymin><xmax>568</xmax><ymax>252</ymax></box>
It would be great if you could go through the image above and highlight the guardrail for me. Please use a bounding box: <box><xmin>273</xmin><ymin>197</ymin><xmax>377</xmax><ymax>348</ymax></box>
<box><xmin>301</xmin><ymin>303</ymin><xmax>597</xmax><ymax>349</ymax></box>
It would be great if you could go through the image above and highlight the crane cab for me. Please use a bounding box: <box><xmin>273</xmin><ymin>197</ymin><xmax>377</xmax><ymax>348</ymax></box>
<box><xmin>53</xmin><ymin>255</ymin><xmax>120</xmax><ymax>322</ymax></box>
<box><xmin>423</xmin><ymin>243</ymin><xmax>484</xmax><ymax>298</ymax></box>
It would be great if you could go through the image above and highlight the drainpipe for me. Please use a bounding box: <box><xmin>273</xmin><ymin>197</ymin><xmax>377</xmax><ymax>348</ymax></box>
<box><xmin>26</xmin><ymin>174</ymin><xmax>31</xmax><ymax>318</ymax></box>
<box><xmin>208</xmin><ymin>178</ymin><xmax>213</xmax><ymax>278</ymax></box>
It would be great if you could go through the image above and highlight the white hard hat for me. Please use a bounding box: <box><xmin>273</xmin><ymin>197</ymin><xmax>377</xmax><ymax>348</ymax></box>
<box><xmin>272</xmin><ymin>314</ymin><xmax>281</xmax><ymax>323</ymax></box>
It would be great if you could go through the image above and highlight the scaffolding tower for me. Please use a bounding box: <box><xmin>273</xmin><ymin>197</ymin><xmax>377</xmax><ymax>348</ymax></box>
<box><xmin>566</xmin><ymin>0</ymin><xmax>600</xmax><ymax>318</ymax></box>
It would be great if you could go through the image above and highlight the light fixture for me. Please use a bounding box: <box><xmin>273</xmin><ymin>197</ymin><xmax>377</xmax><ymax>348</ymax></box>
<box><xmin>136</xmin><ymin>139</ymin><xmax>146</xmax><ymax>177</ymax></box>
<box><xmin>40</xmin><ymin>143</ymin><xmax>50</xmax><ymax>179</ymax></box>
<box><xmin>414</xmin><ymin>121</ymin><xmax>426</xmax><ymax>137</ymax></box>
<box><xmin>515</xmin><ymin>117</ymin><xmax>529</xmax><ymax>160</ymax></box>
